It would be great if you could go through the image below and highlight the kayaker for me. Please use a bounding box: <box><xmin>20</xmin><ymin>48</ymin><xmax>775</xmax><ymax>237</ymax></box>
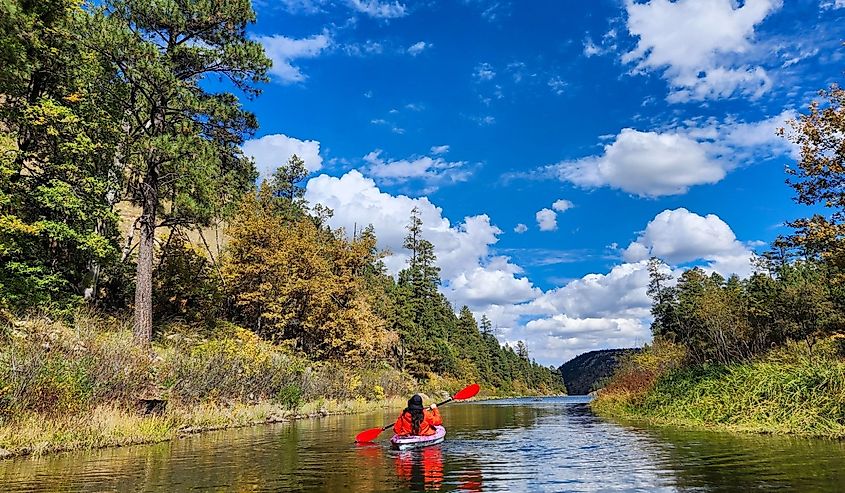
<box><xmin>393</xmin><ymin>394</ymin><xmax>442</xmax><ymax>436</ymax></box>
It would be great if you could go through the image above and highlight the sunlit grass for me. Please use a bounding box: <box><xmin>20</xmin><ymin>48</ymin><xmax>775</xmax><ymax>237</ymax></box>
<box><xmin>593</xmin><ymin>340</ymin><xmax>845</xmax><ymax>439</ymax></box>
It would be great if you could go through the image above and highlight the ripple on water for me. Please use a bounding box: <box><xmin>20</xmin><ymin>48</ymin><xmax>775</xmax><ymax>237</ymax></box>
<box><xmin>1</xmin><ymin>397</ymin><xmax>844</xmax><ymax>492</ymax></box>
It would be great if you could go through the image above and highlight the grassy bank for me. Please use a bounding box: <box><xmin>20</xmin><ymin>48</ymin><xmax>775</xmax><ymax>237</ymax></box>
<box><xmin>0</xmin><ymin>313</ymin><xmax>545</xmax><ymax>458</ymax></box>
<box><xmin>0</xmin><ymin>397</ymin><xmax>407</xmax><ymax>458</ymax></box>
<box><xmin>591</xmin><ymin>339</ymin><xmax>845</xmax><ymax>438</ymax></box>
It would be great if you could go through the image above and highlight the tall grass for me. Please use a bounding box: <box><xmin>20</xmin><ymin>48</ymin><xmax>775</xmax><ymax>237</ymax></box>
<box><xmin>0</xmin><ymin>312</ymin><xmax>415</xmax><ymax>457</ymax></box>
<box><xmin>592</xmin><ymin>339</ymin><xmax>845</xmax><ymax>438</ymax></box>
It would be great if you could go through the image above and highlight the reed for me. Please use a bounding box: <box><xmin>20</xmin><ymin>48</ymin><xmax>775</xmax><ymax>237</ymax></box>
<box><xmin>593</xmin><ymin>340</ymin><xmax>845</xmax><ymax>438</ymax></box>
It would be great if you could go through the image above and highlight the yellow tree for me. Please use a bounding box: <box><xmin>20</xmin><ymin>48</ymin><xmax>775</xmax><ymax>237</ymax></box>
<box><xmin>222</xmin><ymin>186</ymin><xmax>392</xmax><ymax>363</ymax></box>
<box><xmin>781</xmin><ymin>85</ymin><xmax>845</xmax><ymax>278</ymax></box>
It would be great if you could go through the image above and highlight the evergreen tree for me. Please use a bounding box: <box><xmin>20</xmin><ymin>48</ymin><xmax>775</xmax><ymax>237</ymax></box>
<box><xmin>87</xmin><ymin>0</ymin><xmax>271</xmax><ymax>345</ymax></box>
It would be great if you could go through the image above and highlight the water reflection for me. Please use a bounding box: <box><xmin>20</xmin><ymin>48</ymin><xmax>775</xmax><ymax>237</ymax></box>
<box><xmin>394</xmin><ymin>448</ymin><xmax>444</xmax><ymax>491</ymax></box>
<box><xmin>0</xmin><ymin>397</ymin><xmax>843</xmax><ymax>492</ymax></box>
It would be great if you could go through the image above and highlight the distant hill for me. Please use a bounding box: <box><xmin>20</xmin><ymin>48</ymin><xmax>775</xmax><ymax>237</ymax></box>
<box><xmin>559</xmin><ymin>349</ymin><xmax>639</xmax><ymax>395</ymax></box>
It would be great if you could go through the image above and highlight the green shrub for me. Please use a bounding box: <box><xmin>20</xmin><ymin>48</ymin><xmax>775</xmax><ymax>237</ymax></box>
<box><xmin>275</xmin><ymin>384</ymin><xmax>303</xmax><ymax>410</ymax></box>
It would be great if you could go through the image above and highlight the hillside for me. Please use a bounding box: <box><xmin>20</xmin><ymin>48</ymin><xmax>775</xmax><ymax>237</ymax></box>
<box><xmin>559</xmin><ymin>349</ymin><xmax>639</xmax><ymax>395</ymax></box>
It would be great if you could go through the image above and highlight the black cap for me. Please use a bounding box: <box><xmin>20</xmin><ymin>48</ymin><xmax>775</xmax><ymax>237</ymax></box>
<box><xmin>408</xmin><ymin>394</ymin><xmax>424</xmax><ymax>410</ymax></box>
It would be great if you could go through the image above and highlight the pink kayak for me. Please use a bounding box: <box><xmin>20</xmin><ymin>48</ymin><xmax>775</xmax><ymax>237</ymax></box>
<box><xmin>390</xmin><ymin>426</ymin><xmax>446</xmax><ymax>451</ymax></box>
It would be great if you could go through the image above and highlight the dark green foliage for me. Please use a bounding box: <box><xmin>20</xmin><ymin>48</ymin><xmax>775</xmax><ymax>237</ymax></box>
<box><xmin>648</xmin><ymin>259</ymin><xmax>845</xmax><ymax>364</ymax></box>
<box><xmin>0</xmin><ymin>0</ymin><xmax>124</xmax><ymax>312</ymax></box>
<box><xmin>386</xmin><ymin>209</ymin><xmax>565</xmax><ymax>393</ymax></box>
<box><xmin>153</xmin><ymin>234</ymin><xmax>223</xmax><ymax>324</ymax></box>
<box><xmin>86</xmin><ymin>0</ymin><xmax>271</xmax><ymax>344</ymax></box>
<box><xmin>559</xmin><ymin>349</ymin><xmax>639</xmax><ymax>395</ymax></box>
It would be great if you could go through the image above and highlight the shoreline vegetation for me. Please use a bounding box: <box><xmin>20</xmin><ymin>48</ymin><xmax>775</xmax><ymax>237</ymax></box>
<box><xmin>591</xmin><ymin>340</ymin><xmax>845</xmax><ymax>439</ymax></box>
<box><xmin>591</xmin><ymin>85</ymin><xmax>845</xmax><ymax>440</ymax></box>
<box><xmin>0</xmin><ymin>313</ymin><xmax>561</xmax><ymax>460</ymax></box>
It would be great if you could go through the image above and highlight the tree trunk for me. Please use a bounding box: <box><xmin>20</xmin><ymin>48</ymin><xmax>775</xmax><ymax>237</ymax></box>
<box><xmin>133</xmin><ymin>166</ymin><xmax>158</xmax><ymax>347</ymax></box>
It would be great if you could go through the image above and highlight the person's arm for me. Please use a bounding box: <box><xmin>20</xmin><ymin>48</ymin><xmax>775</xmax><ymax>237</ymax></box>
<box><xmin>427</xmin><ymin>405</ymin><xmax>443</xmax><ymax>426</ymax></box>
<box><xmin>394</xmin><ymin>413</ymin><xmax>404</xmax><ymax>434</ymax></box>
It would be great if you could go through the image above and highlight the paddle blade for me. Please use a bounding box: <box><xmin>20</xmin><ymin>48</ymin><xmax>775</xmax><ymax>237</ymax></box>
<box><xmin>355</xmin><ymin>427</ymin><xmax>385</xmax><ymax>443</ymax></box>
<box><xmin>453</xmin><ymin>383</ymin><xmax>480</xmax><ymax>400</ymax></box>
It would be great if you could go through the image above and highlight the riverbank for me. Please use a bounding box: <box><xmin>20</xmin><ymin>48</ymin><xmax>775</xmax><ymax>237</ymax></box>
<box><xmin>0</xmin><ymin>313</ymin><xmax>557</xmax><ymax>458</ymax></box>
<box><xmin>591</xmin><ymin>339</ymin><xmax>845</xmax><ymax>439</ymax></box>
<box><xmin>0</xmin><ymin>397</ymin><xmax>409</xmax><ymax>459</ymax></box>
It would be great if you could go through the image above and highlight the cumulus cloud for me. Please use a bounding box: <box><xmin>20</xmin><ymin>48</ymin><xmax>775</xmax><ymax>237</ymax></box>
<box><xmin>243</xmin><ymin>134</ymin><xmax>323</xmax><ymax>181</ymax></box>
<box><xmin>304</xmin><ymin>171</ymin><xmax>536</xmax><ymax>312</ymax></box>
<box><xmin>407</xmin><ymin>41</ymin><xmax>431</xmax><ymax>56</ymax></box>
<box><xmin>348</xmin><ymin>0</ymin><xmax>407</xmax><ymax>18</ymax></box>
<box><xmin>536</xmin><ymin>208</ymin><xmax>557</xmax><ymax>231</ymax></box>
<box><xmin>623</xmin><ymin>0</ymin><xmax>782</xmax><ymax>102</ymax></box>
<box><xmin>255</xmin><ymin>33</ymin><xmax>331</xmax><ymax>83</ymax></box>
<box><xmin>430</xmin><ymin>145</ymin><xmax>450</xmax><ymax>155</ymax></box>
<box><xmin>505</xmin><ymin>260</ymin><xmax>658</xmax><ymax>364</ymax></box>
<box><xmin>552</xmin><ymin>199</ymin><xmax>574</xmax><ymax>213</ymax></box>
<box><xmin>554</xmin><ymin>128</ymin><xmax>727</xmax><ymax>197</ymax></box>
<box><xmin>362</xmin><ymin>150</ymin><xmax>471</xmax><ymax>189</ymax></box>
<box><xmin>447</xmin><ymin>263</ymin><xmax>541</xmax><ymax>308</ymax></box>
<box><xmin>622</xmin><ymin>208</ymin><xmax>755</xmax><ymax>277</ymax></box>
<box><xmin>514</xmin><ymin>223</ymin><xmax>528</xmax><ymax>234</ymax></box>
<box><xmin>540</xmin><ymin>111</ymin><xmax>796</xmax><ymax>197</ymax></box>
<box><xmin>306</xmin><ymin>172</ymin><xmax>762</xmax><ymax>364</ymax></box>
<box><xmin>529</xmin><ymin>261</ymin><xmax>654</xmax><ymax>320</ymax></box>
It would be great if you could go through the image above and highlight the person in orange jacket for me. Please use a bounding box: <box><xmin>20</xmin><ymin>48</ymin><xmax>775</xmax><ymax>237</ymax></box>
<box><xmin>393</xmin><ymin>394</ymin><xmax>442</xmax><ymax>436</ymax></box>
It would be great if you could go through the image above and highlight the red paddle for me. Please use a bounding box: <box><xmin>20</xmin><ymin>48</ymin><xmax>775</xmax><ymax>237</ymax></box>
<box><xmin>354</xmin><ymin>383</ymin><xmax>480</xmax><ymax>443</ymax></box>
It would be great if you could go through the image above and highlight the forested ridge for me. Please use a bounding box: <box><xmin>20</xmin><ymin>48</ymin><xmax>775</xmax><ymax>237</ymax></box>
<box><xmin>0</xmin><ymin>0</ymin><xmax>562</xmax><ymax>454</ymax></box>
<box><xmin>594</xmin><ymin>83</ymin><xmax>845</xmax><ymax>437</ymax></box>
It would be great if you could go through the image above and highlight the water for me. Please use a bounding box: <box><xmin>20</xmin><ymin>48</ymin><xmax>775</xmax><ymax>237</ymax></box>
<box><xmin>1</xmin><ymin>396</ymin><xmax>844</xmax><ymax>492</ymax></box>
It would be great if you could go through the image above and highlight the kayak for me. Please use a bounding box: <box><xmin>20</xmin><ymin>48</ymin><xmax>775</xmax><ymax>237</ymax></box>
<box><xmin>390</xmin><ymin>426</ymin><xmax>446</xmax><ymax>451</ymax></box>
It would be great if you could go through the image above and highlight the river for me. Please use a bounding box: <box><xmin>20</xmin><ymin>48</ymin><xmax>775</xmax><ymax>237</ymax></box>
<box><xmin>1</xmin><ymin>396</ymin><xmax>843</xmax><ymax>492</ymax></box>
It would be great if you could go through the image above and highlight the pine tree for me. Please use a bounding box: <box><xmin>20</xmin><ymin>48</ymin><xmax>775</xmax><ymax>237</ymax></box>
<box><xmin>87</xmin><ymin>0</ymin><xmax>271</xmax><ymax>345</ymax></box>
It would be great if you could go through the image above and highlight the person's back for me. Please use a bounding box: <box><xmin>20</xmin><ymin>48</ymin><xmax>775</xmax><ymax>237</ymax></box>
<box><xmin>393</xmin><ymin>395</ymin><xmax>443</xmax><ymax>436</ymax></box>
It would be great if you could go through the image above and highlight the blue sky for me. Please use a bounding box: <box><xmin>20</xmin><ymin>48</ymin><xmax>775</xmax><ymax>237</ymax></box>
<box><xmin>240</xmin><ymin>0</ymin><xmax>845</xmax><ymax>365</ymax></box>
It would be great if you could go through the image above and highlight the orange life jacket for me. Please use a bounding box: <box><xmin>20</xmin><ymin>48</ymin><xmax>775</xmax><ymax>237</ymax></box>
<box><xmin>393</xmin><ymin>407</ymin><xmax>442</xmax><ymax>436</ymax></box>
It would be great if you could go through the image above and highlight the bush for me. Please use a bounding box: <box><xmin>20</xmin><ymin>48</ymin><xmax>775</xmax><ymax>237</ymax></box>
<box><xmin>0</xmin><ymin>314</ymin><xmax>151</xmax><ymax>417</ymax></box>
<box><xmin>159</xmin><ymin>324</ymin><xmax>306</xmax><ymax>404</ymax></box>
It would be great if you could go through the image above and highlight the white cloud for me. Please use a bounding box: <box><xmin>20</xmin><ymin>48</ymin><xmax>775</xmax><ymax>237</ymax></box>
<box><xmin>555</xmin><ymin>128</ymin><xmax>727</xmax><ymax>197</ymax></box>
<box><xmin>529</xmin><ymin>261</ymin><xmax>654</xmax><ymax>320</ymax></box>
<box><xmin>622</xmin><ymin>208</ymin><xmax>755</xmax><ymax>277</ymax></box>
<box><xmin>304</xmin><ymin>170</ymin><xmax>524</xmax><ymax>288</ymax></box>
<box><xmin>474</xmin><ymin>62</ymin><xmax>496</xmax><ymax>81</ymax></box>
<box><xmin>548</xmin><ymin>76</ymin><xmax>567</xmax><ymax>95</ymax></box>
<box><xmin>536</xmin><ymin>208</ymin><xmax>557</xmax><ymax>231</ymax></box>
<box><xmin>348</xmin><ymin>0</ymin><xmax>407</xmax><ymax>18</ymax></box>
<box><xmin>343</xmin><ymin>40</ymin><xmax>384</xmax><ymax>56</ymax></box>
<box><xmin>510</xmin><ymin>260</ymin><xmax>658</xmax><ymax>364</ymax></box>
<box><xmin>623</xmin><ymin>0</ymin><xmax>782</xmax><ymax>102</ymax></box>
<box><xmin>430</xmin><ymin>145</ymin><xmax>450</xmax><ymax>155</ymax></box>
<box><xmin>369</xmin><ymin>119</ymin><xmax>405</xmax><ymax>134</ymax></box>
<box><xmin>514</xmin><ymin>223</ymin><xmax>528</xmax><ymax>234</ymax></box>
<box><xmin>472</xmin><ymin>115</ymin><xmax>496</xmax><ymax>126</ymax></box>
<box><xmin>447</xmin><ymin>263</ymin><xmax>541</xmax><ymax>308</ymax></box>
<box><xmin>543</xmin><ymin>111</ymin><xmax>796</xmax><ymax>197</ymax></box>
<box><xmin>583</xmin><ymin>38</ymin><xmax>602</xmax><ymax>57</ymax></box>
<box><xmin>552</xmin><ymin>199</ymin><xmax>574</xmax><ymax>213</ymax></box>
<box><xmin>275</xmin><ymin>0</ymin><xmax>329</xmax><ymax>14</ymax></box>
<box><xmin>243</xmin><ymin>134</ymin><xmax>323</xmax><ymax>182</ymax></box>
<box><xmin>307</xmin><ymin>173</ymin><xmax>761</xmax><ymax>365</ymax></box>
<box><xmin>256</xmin><ymin>33</ymin><xmax>331</xmax><ymax>83</ymax></box>
<box><xmin>362</xmin><ymin>150</ymin><xmax>470</xmax><ymax>188</ymax></box>
<box><xmin>407</xmin><ymin>41</ymin><xmax>430</xmax><ymax>56</ymax></box>
<box><xmin>821</xmin><ymin>0</ymin><xmax>845</xmax><ymax>9</ymax></box>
